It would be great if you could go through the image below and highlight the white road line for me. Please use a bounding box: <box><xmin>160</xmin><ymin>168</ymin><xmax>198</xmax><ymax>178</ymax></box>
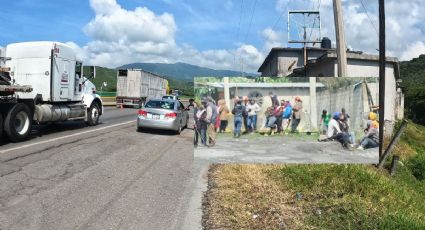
<box><xmin>0</xmin><ymin>120</ymin><xmax>135</xmax><ymax>154</ymax></box>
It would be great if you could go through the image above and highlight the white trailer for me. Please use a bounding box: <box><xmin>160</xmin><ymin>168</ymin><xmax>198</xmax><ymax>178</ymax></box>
<box><xmin>116</xmin><ymin>69</ymin><xmax>167</xmax><ymax>108</ymax></box>
<box><xmin>0</xmin><ymin>41</ymin><xmax>103</xmax><ymax>142</ymax></box>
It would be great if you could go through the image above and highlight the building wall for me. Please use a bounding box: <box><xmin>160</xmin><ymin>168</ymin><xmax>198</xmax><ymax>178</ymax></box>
<box><xmin>306</xmin><ymin>60</ymin><xmax>399</xmax><ymax>126</ymax></box>
<box><xmin>316</xmin><ymin>83</ymin><xmax>370</xmax><ymax>133</ymax></box>
<box><xmin>261</xmin><ymin>49</ymin><xmax>328</xmax><ymax>77</ymax></box>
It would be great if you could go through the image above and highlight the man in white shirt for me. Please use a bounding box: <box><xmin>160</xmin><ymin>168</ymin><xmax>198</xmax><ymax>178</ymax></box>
<box><xmin>327</xmin><ymin>112</ymin><xmax>342</xmax><ymax>138</ymax></box>
<box><xmin>245</xmin><ymin>99</ymin><xmax>260</xmax><ymax>132</ymax></box>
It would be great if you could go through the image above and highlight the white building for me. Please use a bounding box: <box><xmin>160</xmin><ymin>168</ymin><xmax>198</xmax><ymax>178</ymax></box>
<box><xmin>257</xmin><ymin>47</ymin><xmax>404</xmax><ymax>135</ymax></box>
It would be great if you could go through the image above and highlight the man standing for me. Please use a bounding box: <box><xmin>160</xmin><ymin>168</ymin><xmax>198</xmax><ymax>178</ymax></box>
<box><xmin>205</xmin><ymin>97</ymin><xmax>218</xmax><ymax>147</ymax></box>
<box><xmin>242</xmin><ymin>96</ymin><xmax>249</xmax><ymax>134</ymax></box>
<box><xmin>291</xmin><ymin>97</ymin><xmax>303</xmax><ymax>133</ymax></box>
<box><xmin>232</xmin><ymin>98</ymin><xmax>246</xmax><ymax>137</ymax></box>
<box><xmin>218</xmin><ymin>99</ymin><xmax>229</xmax><ymax>133</ymax></box>
<box><xmin>246</xmin><ymin>98</ymin><xmax>261</xmax><ymax>133</ymax></box>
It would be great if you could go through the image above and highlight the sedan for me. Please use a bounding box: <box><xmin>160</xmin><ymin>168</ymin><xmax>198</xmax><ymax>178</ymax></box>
<box><xmin>137</xmin><ymin>99</ymin><xmax>189</xmax><ymax>134</ymax></box>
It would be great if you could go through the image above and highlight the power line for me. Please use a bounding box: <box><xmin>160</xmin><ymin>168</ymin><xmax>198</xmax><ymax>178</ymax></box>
<box><xmin>240</xmin><ymin>0</ymin><xmax>258</xmax><ymax>76</ymax></box>
<box><xmin>358</xmin><ymin>0</ymin><xmax>379</xmax><ymax>35</ymax></box>
<box><xmin>243</xmin><ymin>0</ymin><xmax>258</xmax><ymax>43</ymax></box>
<box><xmin>272</xmin><ymin>0</ymin><xmax>291</xmax><ymax>32</ymax></box>
<box><xmin>308</xmin><ymin>0</ymin><xmax>322</xmax><ymax>44</ymax></box>
<box><xmin>235</xmin><ymin>0</ymin><xmax>245</xmax><ymax>42</ymax></box>
<box><xmin>234</xmin><ymin>0</ymin><xmax>245</xmax><ymax>68</ymax></box>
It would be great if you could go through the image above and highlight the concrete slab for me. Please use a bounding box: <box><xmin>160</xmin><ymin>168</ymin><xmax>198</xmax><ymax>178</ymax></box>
<box><xmin>194</xmin><ymin>133</ymin><xmax>378</xmax><ymax>164</ymax></box>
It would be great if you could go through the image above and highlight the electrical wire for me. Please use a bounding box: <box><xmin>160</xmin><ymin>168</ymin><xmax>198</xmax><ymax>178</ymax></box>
<box><xmin>243</xmin><ymin>0</ymin><xmax>258</xmax><ymax>43</ymax></box>
<box><xmin>272</xmin><ymin>0</ymin><xmax>291</xmax><ymax>32</ymax></box>
<box><xmin>234</xmin><ymin>0</ymin><xmax>245</xmax><ymax>68</ymax></box>
<box><xmin>358</xmin><ymin>0</ymin><xmax>379</xmax><ymax>36</ymax></box>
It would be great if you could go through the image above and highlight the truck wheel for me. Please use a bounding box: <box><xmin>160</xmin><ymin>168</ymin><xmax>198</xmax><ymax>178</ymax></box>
<box><xmin>4</xmin><ymin>103</ymin><xmax>32</xmax><ymax>142</ymax></box>
<box><xmin>87</xmin><ymin>103</ymin><xmax>100</xmax><ymax>126</ymax></box>
<box><xmin>0</xmin><ymin>113</ymin><xmax>3</xmax><ymax>138</ymax></box>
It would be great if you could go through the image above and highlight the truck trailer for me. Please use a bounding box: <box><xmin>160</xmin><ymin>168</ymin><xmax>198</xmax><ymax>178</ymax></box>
<box><xmin>0</xmin><ymin>41</ymin><xmax>103</xmax><ymax>142</ymax></box>
<box><xmin>116</xmin><ymin>69</ymin><xmax>168</xmax><ymax>108</ymax></box>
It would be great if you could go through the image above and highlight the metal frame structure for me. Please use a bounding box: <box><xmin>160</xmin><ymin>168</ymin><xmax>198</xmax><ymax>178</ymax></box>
<box><xmin>287</xmin><ymin>10</ymin><xmax>322</xmax><ymax>44</ymax></box>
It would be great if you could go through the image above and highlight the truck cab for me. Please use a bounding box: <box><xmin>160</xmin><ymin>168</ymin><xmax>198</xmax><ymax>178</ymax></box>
<box><xmin>1</xmin><ymin>41</ymin><xmax>103</xmax><ymax>141</ymax></box>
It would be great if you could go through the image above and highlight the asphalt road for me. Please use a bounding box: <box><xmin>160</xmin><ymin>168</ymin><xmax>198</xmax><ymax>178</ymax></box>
<box><xmin>0</xmin><ymin>106</ymin><xmax>204</xmax><ymax>230</ymax></box>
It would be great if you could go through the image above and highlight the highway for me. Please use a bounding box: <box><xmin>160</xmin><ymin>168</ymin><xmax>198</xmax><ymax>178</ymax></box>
<box><xmin>0</xmin><ymin>107</ymin><xmax>204</xmax><ymax>230</ymax></box>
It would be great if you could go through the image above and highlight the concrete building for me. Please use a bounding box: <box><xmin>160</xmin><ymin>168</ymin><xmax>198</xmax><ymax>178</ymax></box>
<box><xmin>257</xmin><ymin>47</ymin><xmax>404</xmax><ymax>135</ymax></box>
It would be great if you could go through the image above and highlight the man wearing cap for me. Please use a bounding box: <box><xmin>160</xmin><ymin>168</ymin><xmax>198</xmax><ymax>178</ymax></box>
<box><xmin>205</xmin><ymin>97</ymin><xmax>218</xmax><ymax>147</ymax></box>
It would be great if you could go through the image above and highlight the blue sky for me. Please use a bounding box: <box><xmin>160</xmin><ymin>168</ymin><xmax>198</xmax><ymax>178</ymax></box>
<box><xmin>1</xmin><ymin>0</ymin><xmax>424</xmax><ymax>72</ymax></box>
<box><xmin>0</xmin><ymin>0</ymin><xmax>281</xmax><ymax>50</ymax></box>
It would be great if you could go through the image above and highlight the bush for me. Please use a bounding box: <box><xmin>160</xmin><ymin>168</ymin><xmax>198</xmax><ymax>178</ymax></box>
<box><xmin>407</xmin><ymin>154</ymin><xmax>425</xmax><ymax>181</ymax></box>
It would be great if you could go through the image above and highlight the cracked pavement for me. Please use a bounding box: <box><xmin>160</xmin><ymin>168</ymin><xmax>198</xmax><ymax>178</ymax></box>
<box><xmin>0</xmin><ymin>107</ymin><xmax>202</xmax><ymax>230</ymax></box>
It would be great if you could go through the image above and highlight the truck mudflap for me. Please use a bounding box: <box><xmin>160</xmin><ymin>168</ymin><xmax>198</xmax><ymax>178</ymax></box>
<box><xmin>116</xmin><ymin>97</ymin><xmax>146</xmax><ymax>109</ymax></box>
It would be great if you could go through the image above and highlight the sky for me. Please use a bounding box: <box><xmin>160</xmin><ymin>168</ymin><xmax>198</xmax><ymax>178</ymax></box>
<box><xmin>1</xmin><ymin>0</ymin><xmax>425</xmax><ymax>73</ymax></box>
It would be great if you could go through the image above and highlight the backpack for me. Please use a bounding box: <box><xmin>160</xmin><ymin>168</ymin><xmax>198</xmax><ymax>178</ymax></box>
<box><xmin>283</xmin><ymin>106</ymin><xmax>292</xmax><ymax>119</ymax></box>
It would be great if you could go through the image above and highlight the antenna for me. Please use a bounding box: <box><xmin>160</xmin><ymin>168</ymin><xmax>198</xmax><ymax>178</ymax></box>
<box><xmin>288</xmin><ymin>10</ymin><xmax>322</xmax><ymax>76</ymax></box>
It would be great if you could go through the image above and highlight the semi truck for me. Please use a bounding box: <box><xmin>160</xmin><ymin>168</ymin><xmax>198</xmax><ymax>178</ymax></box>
<box><xmin>0</xmin><ymin>41</ymin><xmax>103</xmax><ymax>142</ymax></box>
<box><xmin>116</xmin><ymin>69</ymin><xmax>168</xmax><ymax>108</ymax></box>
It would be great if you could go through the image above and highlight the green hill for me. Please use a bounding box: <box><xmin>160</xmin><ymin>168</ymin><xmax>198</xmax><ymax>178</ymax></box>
<box><xmin>119</xmin><ymin>62</ymin><xmax>257</xmax><ymax>81</ymax></box>
<box><xmin>84</xmin><ymin>62</ymin><xmax>258</xmax><ymax>96</ymax></box>
<box><xmin>400</xmin><ymin>54</ymin><xmax>425</xmax><ymax>125</ymax></box>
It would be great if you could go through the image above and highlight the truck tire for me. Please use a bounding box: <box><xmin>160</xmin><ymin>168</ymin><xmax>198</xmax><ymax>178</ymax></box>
<box><xmin>0</xmin><ymin>113</ymin><xmax>3</xmax><ymax>138</ymax></box>
<box><xmin>87</xmin><ymin>103</ymin><xmax>100</xmax><ymax>126</ymax></box>
<box><xmin>4</xmin><ymin>103</ymin><xmax>32</xmax><ymax>142</ymax></box>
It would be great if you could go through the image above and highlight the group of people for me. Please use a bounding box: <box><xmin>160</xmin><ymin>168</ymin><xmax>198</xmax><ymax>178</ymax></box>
<box><xmin>321</xmin><ymin>108</ymin><xmax>379</xmax><ymax>150</ymax></box>
<box><xmin>262</xmin><ymin>93</ymin><xmax>303</xmax><ymax>135</ymax></box>
<box><xmin>193</xmin><ymin>97</ymin><xmax>231</xmax><ymax>147</ymax></box>
<box><xmin>231</xmin><ymin>96</ymin><xmax>266</xmax><ymax>137</ymax></box>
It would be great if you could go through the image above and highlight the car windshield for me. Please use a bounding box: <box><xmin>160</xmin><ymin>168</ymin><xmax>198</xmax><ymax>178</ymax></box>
<box><xmin>145</xmin><ymin>100</ymin><xmax>175</xmax><ymax>110</ymax></box>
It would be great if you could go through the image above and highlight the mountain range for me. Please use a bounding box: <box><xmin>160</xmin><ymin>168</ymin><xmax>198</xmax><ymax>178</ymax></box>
<box><xmin>119</xmin><ymin>62</ymin><xmax>257</xmax><ymax>81</ymax></box>
<box><xmin>89</xmin><ymin>62</ymin><xmax>257</xmax><ymax>95</ymax></box>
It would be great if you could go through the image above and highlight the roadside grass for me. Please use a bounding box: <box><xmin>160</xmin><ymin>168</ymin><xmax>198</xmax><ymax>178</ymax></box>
<box><xmin>203</xmin><ymin>121</ymin><xmax>425</xmax><ymax>229</ymax></box>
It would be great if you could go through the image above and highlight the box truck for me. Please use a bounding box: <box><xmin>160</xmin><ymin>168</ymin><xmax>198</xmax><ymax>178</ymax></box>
<box><xmin>0</xmin><ymin>41</ymin><xmax>103</xmax><ymax>142</ymax></box>
<box><xmin>116</xmin><ymin>69</ymin><xmax>168</xmax><ymax>109</ymax></box>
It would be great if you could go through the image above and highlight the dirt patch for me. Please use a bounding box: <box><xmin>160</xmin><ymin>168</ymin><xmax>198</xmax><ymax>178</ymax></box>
<box><xmin>202</xmin><ymin>164</ymin><xmax>304</xmax><ymax>229</ymax></box>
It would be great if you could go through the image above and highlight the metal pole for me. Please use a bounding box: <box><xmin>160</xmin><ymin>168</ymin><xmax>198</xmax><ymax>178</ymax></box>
<box><xmin>378</xmin><ymin>120</ymin><xmax>407</xmax><ymax>168</ymax></box>
<box><xmin>223</xmin><ymin>77</ymin><xmax>231</xmax><ymax>111</ymax></box>
<box><xmin>378</xmin><ymin>0</ymin><xmax>386</xmax><ymax>159</ymax></box>
<box><xmin>333</xmin><ymin>0</ymin><xmax>347</xmax><ymax>77</ymax></box>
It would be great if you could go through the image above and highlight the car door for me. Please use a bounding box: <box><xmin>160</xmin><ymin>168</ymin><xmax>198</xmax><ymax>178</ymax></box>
<box><xmin>178</xmin><ymin>101</ymin><xmax>186</xmax><ymax>125</ymax></box>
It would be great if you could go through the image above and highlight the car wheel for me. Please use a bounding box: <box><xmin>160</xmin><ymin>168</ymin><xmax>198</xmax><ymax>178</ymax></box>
<box><xmin>4</xmin><ymin>103</ymin><xmax>32</xmax><ymax>142</ymax></box>
<box><xmin>176</xmin><ymin>123</ymin><xmax>182</xmax><ymax>134</ymax></box>
<box><xmin>137</xmin><ymin>126</ymin><xmax>143</xmax><ymax>132</ymax></box>
<box><xmin>87</xmin><ymin>103</ymin><xmax>100</xmax><ymax>126</ymax></box>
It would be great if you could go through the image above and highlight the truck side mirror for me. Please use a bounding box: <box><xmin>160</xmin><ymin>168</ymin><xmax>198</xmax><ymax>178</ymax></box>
<box><xmin>88</xmin><ymin>66</ymin><xmax>96</xmax><ymax>79</ymax></box>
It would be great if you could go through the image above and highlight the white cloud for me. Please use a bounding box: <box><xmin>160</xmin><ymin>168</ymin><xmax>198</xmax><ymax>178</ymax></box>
<box><xmin>293</xmin><ymin>0</ymin><xmax>425</xmax><ymax>60</ymax></box>
<box><xmin>71</xmin><ymin>0</ymin><xmax>265</xmax><ymax>72</ymax></box>
<box><xmin>400</xmin><ymin>41</ymin><xmax>425</xmax><ymax>61</ymax></box>
<box><xmin>262</xmin><ymin>27</ymin><xmax>284</xmax><ymax>52</ymax></box>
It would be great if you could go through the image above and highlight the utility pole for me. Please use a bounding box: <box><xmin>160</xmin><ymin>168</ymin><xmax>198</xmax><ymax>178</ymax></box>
<box><xmin>378</xmin><ymin>0</ymin><xmax>385</xmax><ymax>159</ymax></box>
<box><xmin>333</xmin><ymin>0</ymin><xmax>347</xmax><ymax>77</ymax></box>
<box><xmin>223</xmin><ymin>77</ymin><xmax>231</xmax><ymax>111</ymax></box>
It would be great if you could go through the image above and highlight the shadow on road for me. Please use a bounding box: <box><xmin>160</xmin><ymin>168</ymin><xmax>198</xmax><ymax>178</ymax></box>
<box><xmin>0</xmin><ymin>121</ymin><xmax>104</xmax><ymax>146</ymax></box>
